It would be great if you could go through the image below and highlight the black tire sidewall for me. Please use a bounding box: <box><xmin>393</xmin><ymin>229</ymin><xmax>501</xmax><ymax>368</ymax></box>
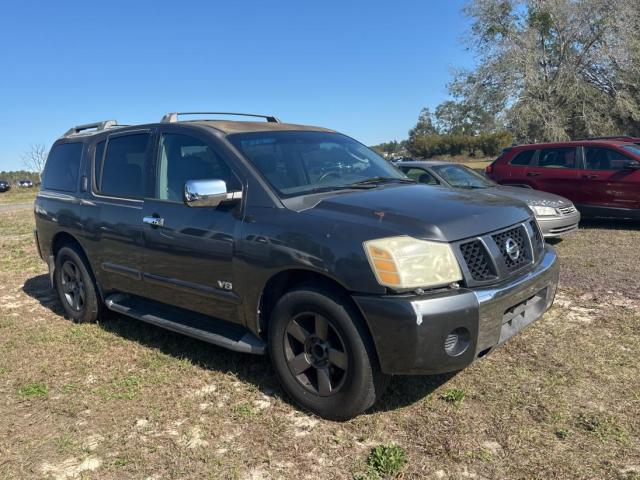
<box><xmin>268</xmin><ymin>287</ymin><xmax>380</xmax><ymax>420</ymax></box>
<box><xmin>54</xmin><ymin>246</ymin><xmax>100</xmax><ymax>323</ymax></box>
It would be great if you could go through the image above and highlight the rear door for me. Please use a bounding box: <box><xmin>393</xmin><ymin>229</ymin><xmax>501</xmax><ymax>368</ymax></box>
<box><xmin>576</xmin><ymin>146</ymin><xmax>640</xmax><ymax>210</ymax></box>
<box><xmin>140</xmin><ymin>127</ymin><xmax>245</xmax><ymax>323</ymax></box>
<box><xmin>524</xmin><ymin>146</ymin><xmax>580</xmax><ymax>200</ymax></box>
<box><xmin>90</xmin><ymin>131</ymin><xmax>152</xmax><ymax>297</ymax></box>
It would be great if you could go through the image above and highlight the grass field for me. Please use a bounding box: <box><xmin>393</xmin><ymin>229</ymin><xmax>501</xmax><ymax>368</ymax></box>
<box><xmin>0</xmin><ymin>209</ymin><xmax>639</xmax><ymax>479</ymax></box>
<box><xmin>0</xmin><ymin>186</ymin><xmax>38</xmax><ymax>205</ymax></box>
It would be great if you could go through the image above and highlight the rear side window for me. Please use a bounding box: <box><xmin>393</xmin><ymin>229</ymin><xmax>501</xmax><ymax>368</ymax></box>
<box><xmin>98</xmin><ymin>134</ymin><xmax>149</xmax><ymax>198</ymax></box>
<box><xmin>509</xmin><ymin>149</ymin><xmax>535</xmax><ymax>166</ymax></box>
<box><xmin>537</xmin><ymin>148</ymin><xmax>577</xmax><ymax>168</ymax></box>
<box><xmin>42</xmin><ymin>143</ymin><xmax>83</xmax><ymax>192</ymax></box>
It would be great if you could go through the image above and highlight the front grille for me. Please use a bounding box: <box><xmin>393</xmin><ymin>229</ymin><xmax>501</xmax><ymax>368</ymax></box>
<box><xmin>459</xmin><ymin>240</ymin><xmax>496</xmax><ymax>281</ymax></box>
<box><xmin>492</xmin><ymin>225</ymin><xmax>529</xmax><ymax>271</ymax></box>
<box><xmin>558</xmin><ymin>205</ymin><xmax>576</xmax><ymax>215</ymax></box>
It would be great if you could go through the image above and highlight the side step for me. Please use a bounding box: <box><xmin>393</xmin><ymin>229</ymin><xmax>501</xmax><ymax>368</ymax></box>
<box><xmin>104</xmin><ymin>293</ymin><xmax>266</xmax><ymax>354</ymax></box>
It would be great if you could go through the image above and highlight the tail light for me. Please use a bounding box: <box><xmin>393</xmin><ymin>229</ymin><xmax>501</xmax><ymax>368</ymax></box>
<box><xmin>485</xmin><ymin>164</ymin><xmax>494</xmax><ymax>174</ymax></box>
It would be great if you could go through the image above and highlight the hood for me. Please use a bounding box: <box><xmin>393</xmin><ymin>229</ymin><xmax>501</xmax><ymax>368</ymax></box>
<box><xmin>488</xmin><ymin>185</ymin><xmax>571</xmax><ymax>207</ymax></box>
<box><xmin>299</xmin><ymin>184</ymin><xmax>532</xmax><ymax>242</ymax></box>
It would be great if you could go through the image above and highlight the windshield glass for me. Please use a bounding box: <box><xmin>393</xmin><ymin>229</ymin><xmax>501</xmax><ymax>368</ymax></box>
<box><xmin>622</xmin><ymin>145</ymin><xmax>640</xmax><ymax>158</ymax></box>
<box><xmin>228</xmin><ymin>131</ymin><xmax>407</xmax><ymax>197</ymax></box>
<box><xmin>431</xmin><ymin>164</ymin><xmax>495</xmax><ymax>189</ymax></box>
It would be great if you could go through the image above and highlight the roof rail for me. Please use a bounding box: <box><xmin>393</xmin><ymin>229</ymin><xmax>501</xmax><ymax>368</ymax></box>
<box><xmin>64</xmin><ymin>120</ymin><xmax>120</xmax><ymax>137</ymax></box>
<box><xmin>582</xmin><ymin>135</ymin><xmax>634</xmax><ymax>141</ymax></box>
<box><xmin>161</xmin><ymin>112</ymin><xmax>280</xmax><ymax>124</ymax></box>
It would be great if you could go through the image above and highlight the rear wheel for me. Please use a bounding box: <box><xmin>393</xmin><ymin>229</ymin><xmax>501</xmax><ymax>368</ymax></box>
<box><xmin>268</xmin><ymin>286</ymin><xmax>388</xmax><ymax>420</ymax></box>
<box><xmin>54</xmin><ymin>246</ymin><xmax>105</xmax><ymax>323</ymax></box>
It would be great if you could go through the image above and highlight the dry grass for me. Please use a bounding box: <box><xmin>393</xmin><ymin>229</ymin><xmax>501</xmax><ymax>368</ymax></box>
<box><xmin>0</xmin><ymin>186</ymin><xmax>38</xmax><ymax>205</ymax></box>
<box><xmin>0</xmin><ymin>210</ymin><xmax>639</xmax><ymax>479</ymax></box>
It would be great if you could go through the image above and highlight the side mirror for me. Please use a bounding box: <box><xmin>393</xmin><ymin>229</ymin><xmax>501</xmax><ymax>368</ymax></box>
<box><xmin>183</xmin><ymin>179</ymin><xmax>242</xmax><ymax>208</ymax></box>
<box><xmin>623</xmin><ymin>160</ymin><xmax>640</xmax><ymax>170</ymax></box>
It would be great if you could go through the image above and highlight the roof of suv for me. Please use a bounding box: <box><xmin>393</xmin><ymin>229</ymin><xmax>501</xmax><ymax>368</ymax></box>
<box><xmin>509</xmin><ymin>139</ymin><xmax>638</xmax><ymax>150</ymax></box>
<box><xmin>60</xmin><ymin>114</ymin><xmax>334</xmax><ymax>140</ymax></box>
<box><xmin>189</xmin><ymin>120</ymin><xmax>334</xmax><ymax>135</ymax></box>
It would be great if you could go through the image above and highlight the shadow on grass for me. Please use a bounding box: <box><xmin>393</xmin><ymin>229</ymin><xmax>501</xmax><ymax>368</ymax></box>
<box><xmin>22</xmin><ymin>273</ymin><xmax>454</xmax><ymax>415</ymax></box>
<box><xmin>578</xmin><ymin>218</ymin><xmax>640</xmax><ymax>231</ymax></box>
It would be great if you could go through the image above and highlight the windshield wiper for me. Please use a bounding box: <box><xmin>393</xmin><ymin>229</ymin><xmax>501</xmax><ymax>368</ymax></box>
<box><xmin>304</xmin><ymin>184</ymin><xmax>376</xmax><ymax>195</ymax></box>
<box><xmin>348</xmin><ymin>176</ymin><xmax>416</xmax><ymax>186</ymax></box>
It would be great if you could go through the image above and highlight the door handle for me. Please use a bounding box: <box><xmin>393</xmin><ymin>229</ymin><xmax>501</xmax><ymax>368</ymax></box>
<box><xmin>581</xmin><ymin>174</ymin><xmax>598</xmax><ymax>179</ymax></box>
<box><xmin>526</xmin><ymin>172</ymin><xmax>540</xmax><ymax>177</ymax></box>
<box><xmin>143</xmin><ymin>216</ymin><xmax>165</xmax><ymax>227</ymax></box>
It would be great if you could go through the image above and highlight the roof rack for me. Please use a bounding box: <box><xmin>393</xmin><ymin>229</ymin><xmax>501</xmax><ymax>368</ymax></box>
<box><xmin>161</xmin><ymin>112</ymin><xmax>280</xmax><ymax>124</ymax></box>
<box><xmin>63</xmin><ymin>120</ymin><xmax>121</xmax><ymax>137</ymax></box>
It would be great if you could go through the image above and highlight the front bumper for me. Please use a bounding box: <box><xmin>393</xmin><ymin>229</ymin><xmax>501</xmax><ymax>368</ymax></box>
<box><xmin>353</xmin><ymin>245</ymin><xmax>559</xmax><ymax>375</ymax></box>
<box><xmin>537</xmin><ymin>211</ymin><xmax>580</xmax><ymax>238</ymax></box>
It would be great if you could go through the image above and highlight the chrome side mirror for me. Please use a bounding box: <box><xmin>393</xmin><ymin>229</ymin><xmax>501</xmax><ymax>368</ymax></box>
<box><xmin>183</xmin><ymin>179</ymin><xmax>242</xmax><ymax>208</ymax></box>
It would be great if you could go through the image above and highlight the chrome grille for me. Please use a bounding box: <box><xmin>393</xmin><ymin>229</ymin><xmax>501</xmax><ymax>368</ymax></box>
<box><xmin>491</xmin><ymin>225</ymin><xmax>530</xmax><ymax>271</ymax></box>
<box><xmin>558</xmin><ymin>205</ymin><xmax>576</xmax><ymax>215</ymax></box>
<box><xmin>459</xmin><ymin>240</ymin><xmax>496</xmax><ymax>281</ymax></box>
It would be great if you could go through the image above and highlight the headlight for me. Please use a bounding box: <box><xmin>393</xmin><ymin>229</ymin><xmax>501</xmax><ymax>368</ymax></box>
<box><xmin>532</xmin><ymin>205</ymin><xmax>558</xmax><ymax>217</ymax></box>
<box><xmin>364</xmin><ymin>236</ymin><xmax>462</xmax><ymax>289</ymax></box>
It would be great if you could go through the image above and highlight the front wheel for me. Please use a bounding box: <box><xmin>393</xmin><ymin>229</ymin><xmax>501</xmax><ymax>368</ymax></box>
<box><xmin>268</xmin><ymin>286</ymin><xmax>388</xmax><ymax>420</ymax></box>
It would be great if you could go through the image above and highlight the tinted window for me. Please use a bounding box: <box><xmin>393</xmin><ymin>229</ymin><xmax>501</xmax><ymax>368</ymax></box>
<box><xmin>42</xmin><ymin>143</ymin><xmax>83</xmax><ymax>192</ymax></box>
<box><xmin>538</xmin><ymin>148</ymin><xmax>577</xmax><ymax>169</ymax></box>
<box><xmin>156</xmin><ymin>134</ymin><xmax>240</xmax><ymax>202</ymax></box>
<box><xmin>584</xmin><ymin>147</ymin><xmax>632</xmax><ymax>170</ymax></box>
<box><xmin>431</xmin><ymin>164</ymin><xmax>494</xmax><ymax>189</ymax></box>
<box><xmin>402</xmin><ymin>167</ymin><xmax>439</xmax><ymax>185</ymax></box>
<box><xmin>99</xmin><ymin>134</ymin><xmax>149</xmax><ymax>198</ymax></box>
<box><xmin>509</xmin><ymin>150</ymin><xmax>535</xmax><ymax>166</ymax></box>
<box><xmin>228</xmin><ymin>131</ymin><xmax>405</xmax><ymax>197</ymax></box>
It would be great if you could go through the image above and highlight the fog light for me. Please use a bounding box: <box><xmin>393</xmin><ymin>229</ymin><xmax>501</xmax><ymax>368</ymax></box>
<box><xmin>444</xmin><ymin>327</ymin><xmax>470</xmax><ymax>356</ymax></box>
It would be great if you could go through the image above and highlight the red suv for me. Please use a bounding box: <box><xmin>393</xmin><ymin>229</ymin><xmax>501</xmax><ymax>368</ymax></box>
<box><xmin>486</xmin><ymin>140</ymin><xmax>640</xmax><ymax>219</ymax></box>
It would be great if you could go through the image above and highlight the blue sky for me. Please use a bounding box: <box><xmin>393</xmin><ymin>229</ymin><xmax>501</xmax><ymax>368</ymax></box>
<box><xmin>0</xmin><ymin>0</ymin><xmax>473</xmax><ymax>171</ymax></box>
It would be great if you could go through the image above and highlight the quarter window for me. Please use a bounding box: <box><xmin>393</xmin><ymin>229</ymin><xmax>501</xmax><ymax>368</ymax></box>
<box><xmin>584</xmin><ymin>147</ymin><xmax>632</xmax><ymax>171</ymax></box>
<box><xmin>155</xmin><ymin>133</ymin><xmax>239</xmax><ymax>202</ymax></box>
<box><xmin>537</xmin><ymin>148</ymin><xmax>577</xmax><ymax>169</ymax></box>
<box><xmin>509</xmin><ymin>150</ymin><xmax>535</xmax><ymax>166</ymax></box>
<box><xmin>99</xmin><ymin>134</ymin><xmax>149</xmax><ymax>198</ymax></box>
<box><xmin>42</xmin><ymin>143</ymin><xmax>83</xmax><ymax>192</ymax></box>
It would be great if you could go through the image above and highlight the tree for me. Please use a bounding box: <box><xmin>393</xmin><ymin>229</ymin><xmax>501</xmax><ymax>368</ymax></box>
<box><xmin>408</xmin><ymin>108</ymin><xmax>438</xmax><ymax>139</ymax></box>
<box><xmin>455</xmin><ymin>0</ymin><xmax>640</xmax><ymax>142</ymax></box>
<box><xmin>22</xmin><ymin>144</ymin><xmax>48</xmax><ymax>182</ymax></box>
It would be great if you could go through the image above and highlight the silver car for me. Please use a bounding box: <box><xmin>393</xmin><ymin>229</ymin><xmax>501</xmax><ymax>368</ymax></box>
<box><xmin>396</xmin><ymin>160</ymin><xmax>580</xmax><ymax>238</ymax></box>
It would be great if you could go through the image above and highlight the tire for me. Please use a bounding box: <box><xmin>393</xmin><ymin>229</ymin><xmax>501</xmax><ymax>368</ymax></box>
<box><xmin>268</xmin><ymin>286</ymin><xmax>388</xmax><ymax>420</ymax></box>
<box><xmin>54</xmin><ymin>245</ymin><xmax>105</xmax><ymax>323</ymax></box>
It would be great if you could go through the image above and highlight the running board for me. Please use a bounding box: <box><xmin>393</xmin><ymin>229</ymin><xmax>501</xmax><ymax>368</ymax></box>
<box><xmin>104</xmin><ymin>293</ymin><xmax>266</xmax><ymax>354</ymax></box>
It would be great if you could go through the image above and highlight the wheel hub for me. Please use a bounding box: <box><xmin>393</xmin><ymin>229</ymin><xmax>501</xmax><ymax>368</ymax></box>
<box><xmin>304</xmin><ymin>335</ymin><xmax>330</xmax><ymax>367</ymax></box>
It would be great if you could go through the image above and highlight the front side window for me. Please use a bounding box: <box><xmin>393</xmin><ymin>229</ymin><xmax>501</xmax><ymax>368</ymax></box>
<box><xmin>402</xmin><ymin>167</ymin><xmax>439</xmax><ymax>185</ymax></box>
<box><xmin>584</xmin><ymin>147</ymin><xmax>632</xmax><ymax>171</ymax></box>
<box><xmin>42</xmin><ymin>143</ymin><xmax>83</xmax><ymax>192</ymax></box>
<box><xmin>537</xmin><ymin>148</ymin><xmax>577</xmax><ymax>169</ymax></box>
<box><xmin>431</xmin><ymin>164</ymin><xmax>494</xmax><ymax>189</ymax></box>
<box><xmin>99</xmin><ymin>134</ymin><xmax>149</xmax><ymax>198</ymax></box>
<box><xmin>228</xmin><ymin>131</ymin><xmax>406</xmax><ymax>197</ymax></box>
<box><xmin>156</xmin><ymin>133</ymin><xmax>240</xmax><ymax>202</ymax></box>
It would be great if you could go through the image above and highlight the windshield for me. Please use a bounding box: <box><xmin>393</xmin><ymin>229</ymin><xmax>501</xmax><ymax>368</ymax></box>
<box><xmin>622</xmin><ymin>145</ymin><xmax>640</xmax><ymax>158</ymax></box>
<box><xmin>431</xmin><ymin>164</ymin><xmax>495</xmax><ymax>189</ymax></box>
<box><xmin>228</xmin><ymin>131</ymin><xmax>407</xmax><ymax>197</ymax></box>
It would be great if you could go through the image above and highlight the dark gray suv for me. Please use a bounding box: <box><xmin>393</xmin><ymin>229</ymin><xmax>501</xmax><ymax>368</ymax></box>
<box><xmin>34</xmin><ymin>113</ymin><xmax>559</xmax><ymax>419</ymax></box>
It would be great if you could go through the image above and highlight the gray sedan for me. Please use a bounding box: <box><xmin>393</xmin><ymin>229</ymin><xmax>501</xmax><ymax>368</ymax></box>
<box><xmin>396</xmin><ymin>160</ymin><xmax>580</xmax><ymax>238</ymax></box>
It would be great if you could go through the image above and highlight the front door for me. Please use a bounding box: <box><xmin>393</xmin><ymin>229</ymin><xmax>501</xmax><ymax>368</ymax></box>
<box><xmin>525</xmin><ymin>146</ymin><xmax>580</xmax><ymax>201</ymax></box>
<box><xmin>577</xmin><ymin>146</ymin><xmax>640</xmax><ymax>210</ymax></box>
<box><xmin>141</xmin><ymin>129</ymin><xmax>245</xmax><ymax>323</ymax></box>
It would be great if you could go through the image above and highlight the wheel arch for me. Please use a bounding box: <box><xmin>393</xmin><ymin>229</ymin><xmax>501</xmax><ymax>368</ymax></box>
<box><xmin>50</xmin><ymin>232</ymin><xmax>103</xmax><ymax>299</ymax></box>
<box><xmin>256</xmin><ymin>268</ymin><xmax>381</xmax><ymax>366</ymax></box>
